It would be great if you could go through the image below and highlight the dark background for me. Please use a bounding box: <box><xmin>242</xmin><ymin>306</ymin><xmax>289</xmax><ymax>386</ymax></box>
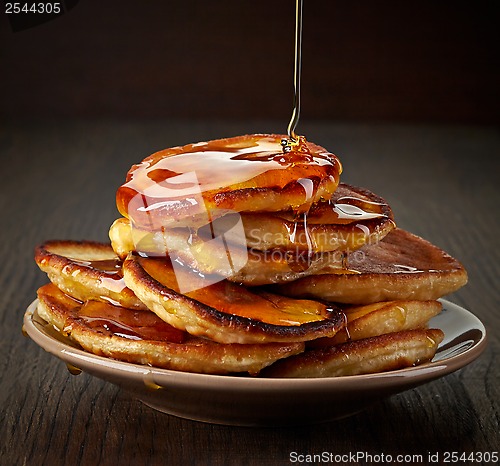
<box><xmin>1</xmin><ymin>0</ymin><xmax>499</xmax><ymax>124</ymax></box>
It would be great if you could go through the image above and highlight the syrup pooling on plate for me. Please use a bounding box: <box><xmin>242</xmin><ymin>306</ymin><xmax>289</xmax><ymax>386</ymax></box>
<box><xmin>116</xmin><ymin>134</ymin><xmax>342</xmax><ymax>230</ymax></box>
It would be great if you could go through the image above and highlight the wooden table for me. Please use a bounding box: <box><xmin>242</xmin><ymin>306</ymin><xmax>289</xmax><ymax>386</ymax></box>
<box><xmin>1</xmin><ymin>121</ymin><xmax>498</xmax><ymax>465</ymax></box>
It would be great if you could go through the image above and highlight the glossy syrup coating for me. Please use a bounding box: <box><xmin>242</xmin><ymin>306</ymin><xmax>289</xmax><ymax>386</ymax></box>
<box><xmin>116</xmin><ymin>134</ymin><xmax>342</xmax><ymax>230</ymax></box>
<box><xmin>35</xmin><ymin>284</ymin><xmax>305</xmax><ymax>375</ymax></box>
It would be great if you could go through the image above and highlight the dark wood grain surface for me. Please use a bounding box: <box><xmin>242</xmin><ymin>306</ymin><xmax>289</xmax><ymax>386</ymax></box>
<box><xmin>1</xmin><ymin>121</ymin><xmax>498</xmax><ymax>465</ymax></box>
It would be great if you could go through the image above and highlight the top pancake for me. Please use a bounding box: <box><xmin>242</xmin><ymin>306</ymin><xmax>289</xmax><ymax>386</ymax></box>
<box><xmin>272</xmin><ymin>228</ymin><xmax>468</xmax><ymax>304</ymax></box>
<box><xmin>116</xmin><ymin>134</ymin><xmax>342</xmax><ymax>229</ymax></box>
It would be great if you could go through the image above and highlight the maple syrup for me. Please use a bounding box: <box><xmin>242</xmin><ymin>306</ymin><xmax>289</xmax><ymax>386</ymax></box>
<box><xmin>78</xmin><ymin>300</ymin><xmax>186</xmax><ymax>343</ymax></box>
<box><xmin>117</xmin><ymin>134</ymin><xmax>341</xmax><ymax>231</ymax></box>
<box><xmin>144</xmin><ymin>374</ymin><xmax>163</xmax><ymax>391</ymax></box>
<box><xmin>66</xmin><ymin>364</ymin><xmax>82</xmax><ymax>376</ymax></box>
<box><xmin>341</xmin><ymin>251</ymin><xmax>349</xmax><ymax>270</ymax></box>
<box><xmin>394</xmin><ymin>305</ymin><xmax>407</xmax><ymax>326</ymax></box>
<box><xmin>70</xmin><ymin>258</ymin><xmax>123</xmax><ymax>275</ymax></box>
<box><xmin>286</xmin><ymin>0</ymin><xmax>304</xmax><ymax>143</ymax></box>
<box><xmin>426</xmin><ymin>335</ymin><xmax>437</xmax><ymax>348</ymax></box>
<box><xmin>281</xmin><ymin>0</ymin><xmax>341</xmax><ymax>270</ymax></box>
<box><xmin>113</xmin><ymin>0</ymin><xmax>346</xmax><ymax>281</ymax></box>
<box><xmin>67</xmin><ymin>256</ymin><xmax>130</xmax><ymax>298</ymax></box>
<box><xmin>137</xmin><ymin>255</ymin><xmax>333</xmax><ymax>326</ymax></box>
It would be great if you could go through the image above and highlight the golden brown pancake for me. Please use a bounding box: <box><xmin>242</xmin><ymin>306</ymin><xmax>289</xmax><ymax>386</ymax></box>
<box><xmin>110</xmin><ymin>183</ymin><xmax>393</xmax><ymax>258</ymax></box>
<box><xmin>122</xmin><ymin>254</ymin><xmax>346</xmax><ymax>344</ymax></box>
<box><xmin>236</xmin><ymin>183</ymin><xmax>394</xmax><ymax>252</ymax></box>
<box><xmin>262</xmin><ymin>328</ymin><xmax>444</xmax><ymax>378</ymax></box>
<box><xmin>272</xmin><ymin>228</ymin><xmax>468</xmax><ymax>304</ymax></box>
<box><xmin>308</xmin><ymin>300</ymin><xmax>442</xmax><ymax>347</ymax></box>
<box><xmin>36</xmin><ymin>284</ymin><xmax>304</xmax><ymax>375</ymax></box>
<box><xmin>35</xmin><ymin>240</ymin><xmax>147</xmax><ymax>310</ymax></box>
<box><xmin>31</xmin><ymin>131</ymin><xmax>463</xmax><ymax>379</ymax></box>
<box><xmin>35</xmin><ymin>240</ymin><xmax>441</xmax><ymax>349</ymax></box>
<box><xmin>116</xmin><ymin>134</ymin><xmax>342</xmax><ymax>229</ymax></box>
<box><xmin>110</xmin><ymin>218</ymin><xmax>346</xmax><ymax>286</ymax></box>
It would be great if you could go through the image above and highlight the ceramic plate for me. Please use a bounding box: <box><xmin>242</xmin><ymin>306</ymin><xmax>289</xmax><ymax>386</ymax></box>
<box><xmin>23</xmin><ymin>299</ymin><xmax>487</xmax><ymax>426</ymax></box>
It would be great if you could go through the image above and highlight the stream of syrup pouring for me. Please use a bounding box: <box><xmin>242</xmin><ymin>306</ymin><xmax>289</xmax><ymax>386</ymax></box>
<box><xmin>282</xmin><ymin>0</ymin><xmax>331</xmax><ymax>270</ymax></box>
<box><xmin>283</xmin><ymin>0</ymin><xmax>359</xmax><ymax>271</ymax></box>
<box><xmin>286</xmin><ymin>0</ymin><xmax>303</xmax><ymax>144</ymax></box>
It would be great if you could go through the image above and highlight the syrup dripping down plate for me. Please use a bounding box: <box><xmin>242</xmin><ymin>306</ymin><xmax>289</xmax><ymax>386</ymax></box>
<box><xmin>23</xmin><ymin>299</ymin><xmax>487</xmax><ymax>426</ymax></box>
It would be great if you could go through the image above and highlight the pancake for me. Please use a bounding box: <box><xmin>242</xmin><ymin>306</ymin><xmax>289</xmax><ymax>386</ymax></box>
<box><xmin>308</xmin><ymin>300</ymin><xmax>442</xmax><ymax>347</ymax></box>
<box><xmin>272</xmin><ymin>228</ymin><xmax>468</xmax><ymax>304</ymax></box>
<box><xmin>31</xmin><ymin>131</ymin><xmax>466</xmax><ymax>379</ymax></box>
<box><xmin>35</xmin><ymin>240</ymin><xmax>147</xmax><ymax>310</ymax></box>
<box><xmin>36</xmin><ymin>284</ymin><xmax>304</xmax><ymax>375</ymax></box>
<box><xmin>122</xmin><ymin>254</ymin><xmax>346</xmax><ymax>344</ymax></box>
<box><xmin>116</xmin><ymin>134</ymin><xmax>342</xmax><ymax>229</ymax></box>
<box><xmin>110</xmin><ymin>218</ymin><xmax>346</xmax><ymax>286</ymax></box>
<box><xmin>237</xmin><ymin>183</ymin><xmax>394</xmax><ymax>252</ymax></box>
<box><xmin>262</xmin><ymin>328</ymin><xmax>444</xmax><ymax>378</ymax></box>
<box><xmin>111</xmin><ymin>183</ymin><xmax>394</xmax><ymax>260</ymax></box>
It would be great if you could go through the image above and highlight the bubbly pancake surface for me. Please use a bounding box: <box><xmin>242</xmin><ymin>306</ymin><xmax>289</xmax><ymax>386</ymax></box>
<box><xmin>36</xmin><ymin>284</ymin><xmax>305</xmax><ymax>375</ymax></box>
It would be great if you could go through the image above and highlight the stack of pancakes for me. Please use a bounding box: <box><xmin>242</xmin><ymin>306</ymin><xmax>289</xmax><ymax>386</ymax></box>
<box><xmin>34</xmin><ymin>134</ymin><xmax>467</xmax><ymax>377</ymax></box>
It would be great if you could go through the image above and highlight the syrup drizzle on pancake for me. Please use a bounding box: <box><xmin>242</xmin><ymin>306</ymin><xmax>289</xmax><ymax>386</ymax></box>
<box><xmin>69</xmin><ymin>257</ymin><xmax>130</xmax><ymax>299</ymax></box>
<box><xmin>117</xmin><ymin>134</ymin><xmax>341</xmax><ymax>223</ymax></box>
<box><xmin>36</xmin><ymin>283</ymin><xmax>186</xmax><ymax>344</ymax></box>
<box><xmin>78</xmin><ymin>300</ymin><xmax>186</xmax><ymax>343</ymax></box>
<box><xmin>136</xmin><ymin>255</ymin><xmax>334</xmax><ymax>327</ymax></box>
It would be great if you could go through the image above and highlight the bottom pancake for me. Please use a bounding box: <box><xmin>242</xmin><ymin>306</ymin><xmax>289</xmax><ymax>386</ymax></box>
<box><xmin>36</xmin><ymin>284</ymin><xmax>304</xmax><ymax>375</ymax></box>
<box><xmin>262</xmin><ymin>328</ymin><xmax>444</xmax><ymax>378</ymax></box>
<box><xmin>310</xmin><ymin>300</ymin><xmax>443</xmax><ymax>347</ymax></box>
